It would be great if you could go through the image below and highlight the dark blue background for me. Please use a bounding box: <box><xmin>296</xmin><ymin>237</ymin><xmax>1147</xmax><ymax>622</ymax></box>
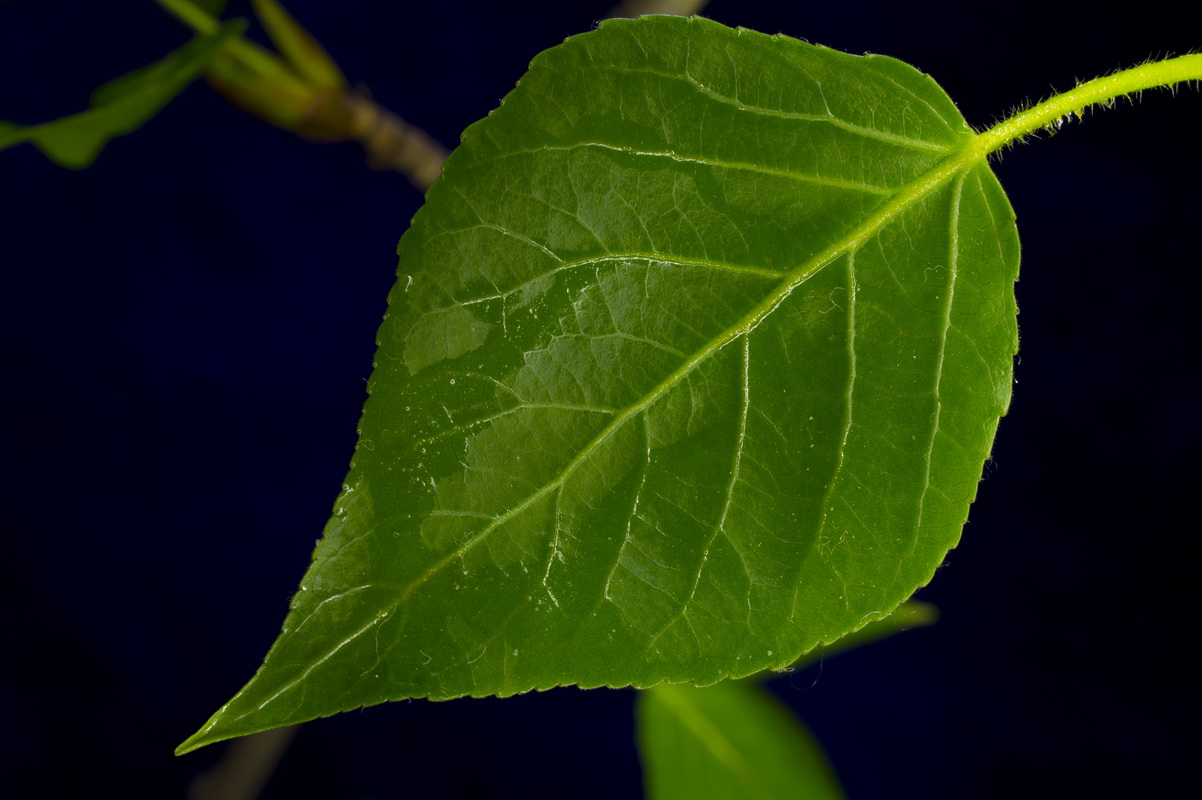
<box><xmin>2</xmin><ymin>1</ymin><xmax>1198</xmax><ymax>797</ymax></box>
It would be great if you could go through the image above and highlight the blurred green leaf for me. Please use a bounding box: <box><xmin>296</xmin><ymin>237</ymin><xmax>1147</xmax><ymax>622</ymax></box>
<box><xmin>639</xmin><ymin>680</ymin><xmax>845</xmax><ymax>800</ymax></box>
<box><xmin>180</xmin><ymin>15</ymin><xmax>1018</xmax><ymax>753</ymax></box>
<box><xmin>637</xmin><ymin>600</ymin><xmax>929</xmax><ymax>796</ymax></box>
<box><xmin>787</xmin><ymin>600</ymin><xmax>938</xmax><ymax>673</ymax></box>
<box><xmin>0</xmin><ymin>20</ymin><xmax>243</xmax><ymax>167</ymax></box>
<box><xmin>156</xmin><ymin>0</ymin><xmax>355</xmax><ymax>139</ymax></box>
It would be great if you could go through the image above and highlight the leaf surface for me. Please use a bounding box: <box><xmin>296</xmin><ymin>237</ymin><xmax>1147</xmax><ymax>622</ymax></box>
<box><xmin>638</xmin><ymin>680</ymin><xmax>845</xmax><ymax>800</ymax></box>
<box><xmin>180</xmin><ymin>15</ymin><xmax>1019</xmax><ymax>752</ymax></box>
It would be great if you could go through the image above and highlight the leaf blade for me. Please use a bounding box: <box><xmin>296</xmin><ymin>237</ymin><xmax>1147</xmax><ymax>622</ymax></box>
<box><xmin>180</xmin><ymin>15</ymin><xmax>1018</xmax><ymax>752</ymax></box>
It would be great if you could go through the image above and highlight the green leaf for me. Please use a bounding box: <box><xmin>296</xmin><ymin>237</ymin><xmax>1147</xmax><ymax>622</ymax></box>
<box><xmin>638</xmin><ymin>680</ymin><xmax>845</xmax><ymax>800</ymax></box>
<box><xmin>0</xmin><ymin>20</ymin><xmax>243</xmax><ymax>168</ymax></box>
<box><xmin>179</xmin><ymin>15</ymin><xmax>1019</xmax><ymax>752</ymax></box>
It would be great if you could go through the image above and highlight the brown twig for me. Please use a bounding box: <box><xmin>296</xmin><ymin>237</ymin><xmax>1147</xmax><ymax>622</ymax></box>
<box><xmin>344</xmin><ymin>93</ymin><xmax>449</xmax><ymax>192</ymax></box>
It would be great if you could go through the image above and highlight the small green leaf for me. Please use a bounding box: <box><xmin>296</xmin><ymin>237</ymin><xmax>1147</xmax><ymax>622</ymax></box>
<box><xmin>638</xmin><ymin>680</ymin><xmax>845</xmax><ymax>800</ymax></box>
<box><xmin>0</xmin><ymin>20</ymin><xmax>243</xmax><ymax>168</ymax></box>
<box><xmin>179</xmin><ymin>15</ymin><xmax>1019</xmax><ymax>752</ymax></box>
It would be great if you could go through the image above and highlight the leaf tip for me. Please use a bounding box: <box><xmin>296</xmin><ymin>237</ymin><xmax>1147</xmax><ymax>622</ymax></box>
<box><xmin>175</xmin><ymin>706</ymin><xmax>231</xmax><ymax>756</ymax></box>
<box><xmin>175</xmin><ymin>695</ymin><xmax>262</xmax><ymax>755</ymax></box>
<box><xmin>174</xmin><ymin>734</ymin><xmax>205</xmax><ymax>757</ymax></box>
